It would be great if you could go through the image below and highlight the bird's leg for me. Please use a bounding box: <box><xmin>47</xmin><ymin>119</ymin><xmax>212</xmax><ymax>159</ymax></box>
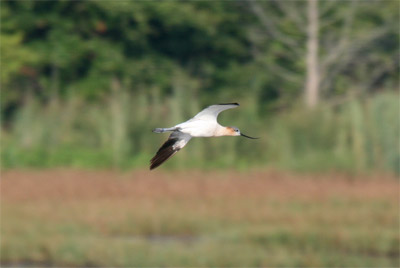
<box><xmin>152</xmin><ymin>127</ymin><xmax>178</xmax><ymax>133</ymax></box>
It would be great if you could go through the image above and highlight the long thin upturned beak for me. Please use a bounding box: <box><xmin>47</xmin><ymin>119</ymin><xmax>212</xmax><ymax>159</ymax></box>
<box><xmin>241</xmin><ymin>133</ymin><xmax>259</xmax><ymax>139</ymax></box>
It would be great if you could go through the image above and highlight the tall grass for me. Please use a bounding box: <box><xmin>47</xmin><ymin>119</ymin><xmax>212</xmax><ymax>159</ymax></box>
<box><xmin>1</xmin><ymin>90</ymin><xmax>398</xmax><ymax>173</ymax></box>
<box><xmin>265</xmin><ymin>94</ymin><xmax>399</xmax><ymax>174</ymax></box>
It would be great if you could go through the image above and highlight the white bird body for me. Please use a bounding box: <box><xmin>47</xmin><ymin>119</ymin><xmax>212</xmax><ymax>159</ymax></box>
<box><xmin>150</xmin><ymin>103</ymin><xmax>258</xmax><ymax>170</ymax></box>
<box><xmin>175</xmin><ymin>118</ymin><xmax>224</xmax><ymax>137</ymax></box>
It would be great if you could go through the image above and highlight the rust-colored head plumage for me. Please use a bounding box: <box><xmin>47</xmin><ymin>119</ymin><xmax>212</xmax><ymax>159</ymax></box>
<box><xmin>225</xmin><ymin>126</ymin><xmax>240</xmax><ymax>136</ymax></box>
<box><xmin>224</xmin><ymin>126</ymin><xmax>259</xmax><ymax>139</ymax></box>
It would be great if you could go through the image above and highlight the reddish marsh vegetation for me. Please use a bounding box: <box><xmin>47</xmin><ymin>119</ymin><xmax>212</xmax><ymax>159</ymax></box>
<box><xmin>1</xmin><ymin>170</ymin><xmax>399</xmax><ymax>267</ymax></box>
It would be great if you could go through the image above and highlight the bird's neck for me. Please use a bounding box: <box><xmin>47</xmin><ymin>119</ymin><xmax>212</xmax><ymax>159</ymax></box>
<box><xmin>214</xmin><ymin>125</ymin><xmax>233</xmax><ymax>137</ymax></box>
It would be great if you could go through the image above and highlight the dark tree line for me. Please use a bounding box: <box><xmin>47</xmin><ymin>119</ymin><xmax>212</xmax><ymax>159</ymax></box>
<box><xmin>2</xmin><ymin>0</ymin><xmax>398</xmax><ymax>120</ymax></box>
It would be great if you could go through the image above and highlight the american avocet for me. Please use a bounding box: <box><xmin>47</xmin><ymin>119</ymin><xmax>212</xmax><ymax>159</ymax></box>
<box><xmin>150</xmin><ymin>103</ymin><xmax>258</xmax><ymax>170</ymax></box>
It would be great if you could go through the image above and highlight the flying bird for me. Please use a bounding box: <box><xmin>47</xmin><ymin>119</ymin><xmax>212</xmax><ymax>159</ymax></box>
<box><xmin>150</xmin><ymin>103</ymin><xmax>258</xmax><ymax>170</ymax></box>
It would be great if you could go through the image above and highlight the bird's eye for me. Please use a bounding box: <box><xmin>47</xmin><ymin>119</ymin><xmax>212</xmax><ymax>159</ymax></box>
<box><xmin>235</xmin><ymin>129</ymin><xmax>239</xmax><ymax>132</ymax></box>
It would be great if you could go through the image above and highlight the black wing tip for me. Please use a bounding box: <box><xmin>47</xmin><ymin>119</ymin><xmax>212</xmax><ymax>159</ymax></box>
<box><xmin>217</xmin><ymin>102</ymin><xmax>239</xmax><ymax>106</ymax></box>
<box><xmin>149</xmin><ymin>164</ymin><xmax>157</xmax><ymax>170</ymax></box>
<box><xmin>149</xmin><ymin>138</ymin><xmax>179</xmax><ymax>170</ymax></box>
<box><xmin>150</xmin><ymin>150</ymin><xmax>177</xmax><ymax>170</ymax></box>
<box><xmin>150</xmin><ymin>159</ymin><xmax>163</xmax><ymax>170</ymax></box>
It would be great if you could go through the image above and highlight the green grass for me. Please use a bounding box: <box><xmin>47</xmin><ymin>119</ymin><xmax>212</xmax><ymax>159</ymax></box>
<box><xmin>1</xmin><ymin>92</ymin><xmax>399</xmax><ymax>173</ymax></box>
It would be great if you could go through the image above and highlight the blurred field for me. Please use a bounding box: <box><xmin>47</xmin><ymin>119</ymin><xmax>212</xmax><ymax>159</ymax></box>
<box><xmin>1</xmin><ymin>169</ymin><xmax>398</xmax><ymax>267</ymax></box>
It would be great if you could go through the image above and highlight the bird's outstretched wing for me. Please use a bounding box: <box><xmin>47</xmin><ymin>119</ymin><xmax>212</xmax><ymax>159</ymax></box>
<box><xmin>193</xmin><ymin>103</ymin><xmax>239</xmax><ymax>121</ymax></box>
<box><xmin>150</xmin><ymin>131</ymin><xmax>192</xmax><ymax>170</ymax></box>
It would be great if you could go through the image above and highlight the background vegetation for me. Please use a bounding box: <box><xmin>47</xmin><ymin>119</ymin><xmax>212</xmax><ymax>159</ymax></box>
<box><xmin>1</xmin><ymin>1</ymin><xmax>399</xmax><ymax>173</ymax></box>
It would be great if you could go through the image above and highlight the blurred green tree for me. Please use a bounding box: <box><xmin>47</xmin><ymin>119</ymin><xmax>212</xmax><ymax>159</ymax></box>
<box><xmin>2</xmin><ymin>1</ymin><xmax>397</xmax><ymax>115</ymax></box>
<box><xmin>247</xmin><ymin>0</ymin><xmax>398</xmax><ymax>108</ymax></box>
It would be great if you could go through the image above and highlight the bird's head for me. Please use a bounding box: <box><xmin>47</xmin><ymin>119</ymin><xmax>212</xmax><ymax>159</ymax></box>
<box><xmin>226</xmin><ymin>127</ymin><xmax>259</xmax><ymax>139</ymax></box>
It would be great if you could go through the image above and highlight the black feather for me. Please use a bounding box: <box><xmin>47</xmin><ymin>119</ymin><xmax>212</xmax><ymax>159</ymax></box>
<box><xmin>217</xmin><ymin>103</ymin><xmax>239</xmax><ymax>106</ymax></box>
<box><xmin>150</xmin><ymin>138</ymin><xmax>179</xmax><ymax>170</ymax></box>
